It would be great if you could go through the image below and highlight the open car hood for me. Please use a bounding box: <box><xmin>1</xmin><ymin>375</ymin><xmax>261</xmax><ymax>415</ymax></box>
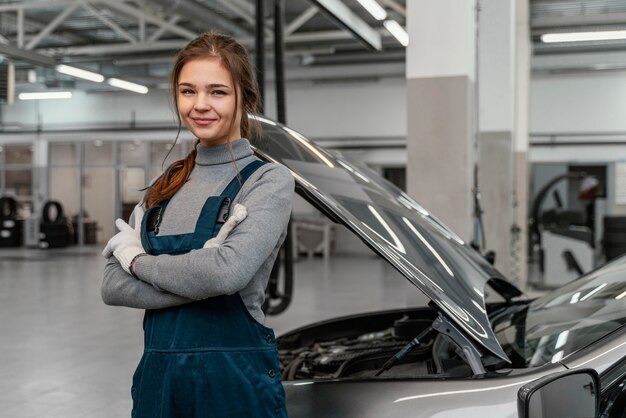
<box><xmin>253</xmin><ymin>117</ymin><xmax>522</xmax><ymax>362</ymax></box>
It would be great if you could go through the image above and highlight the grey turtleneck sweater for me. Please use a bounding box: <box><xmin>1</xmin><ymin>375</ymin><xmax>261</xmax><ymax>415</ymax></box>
<box><xmin>101</xmin><ymin>138</ymin><xmax>294</xmax><ymax>324</ymax></box>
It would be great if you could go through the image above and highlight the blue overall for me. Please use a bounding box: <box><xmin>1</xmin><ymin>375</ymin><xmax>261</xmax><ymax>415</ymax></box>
<box><xmin>132</xmin><ymin>160</ymin><xmax>287</xmax><ymax>418</ymax></box>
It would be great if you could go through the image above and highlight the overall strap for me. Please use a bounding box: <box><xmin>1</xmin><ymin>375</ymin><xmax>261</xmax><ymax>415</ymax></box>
<box><xmin>140</xmin><ymin>159</ymin><xmax>267</xmax><ymax>255</ymax></box>
<box><xmin>220</xmin><ymin>159</ymin><xmax>266</xmax><ymax>201</ymax></box>
<box><xmin>192</xmin><ymin>159</ymin><xmax>266</xmax><ymax>243</ymax></box>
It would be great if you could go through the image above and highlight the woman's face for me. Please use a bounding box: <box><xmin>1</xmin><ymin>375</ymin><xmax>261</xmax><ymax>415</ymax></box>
<box><xmin>177</xmin><ymin>57</ymin><xmax>242</xmax><ymax>147</ymax></box>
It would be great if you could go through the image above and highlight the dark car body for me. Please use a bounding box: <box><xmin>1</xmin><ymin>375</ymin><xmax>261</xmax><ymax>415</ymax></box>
<box><xmin>252</xmin><ymin>116</ymin><xmax>626</xmax><ymax>417</ymax></box>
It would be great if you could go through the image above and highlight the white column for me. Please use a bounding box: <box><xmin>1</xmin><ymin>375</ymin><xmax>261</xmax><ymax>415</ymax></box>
<box><xmin>407</xmin><ymin>0</ymin><xmax>530</xmax><ymax>290</ymax></box>
<box><xmin>406</xmin><ymin>0</ymin><xmax>477</xmax><ymax>240</ymax></box>
<box><xmin>513</xmin><ymin>0</ymin><xmax>530</xmax><ymax>288</ymax></box>
<box><xmin>477</xmin><ymin>0</ymin><xmax>517</xmax><ymax>278</ymax></box>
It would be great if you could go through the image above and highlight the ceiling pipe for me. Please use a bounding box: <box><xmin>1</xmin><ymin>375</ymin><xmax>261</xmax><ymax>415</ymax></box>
<box><xmin>256</xmin><ymin>0</ymin><xmax>265</xmax><ymax>113</ymax></box>
<box><xmin>274</xmin><ymin>0</ymin><xmax>286</xmax><ymax>124</ymax></box>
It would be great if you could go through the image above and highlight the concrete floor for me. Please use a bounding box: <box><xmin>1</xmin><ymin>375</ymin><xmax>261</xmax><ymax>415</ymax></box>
<box><xmin>0</xmin><ymin>247</ymin><xmax>423</xmax><ymax>417</ymax></box>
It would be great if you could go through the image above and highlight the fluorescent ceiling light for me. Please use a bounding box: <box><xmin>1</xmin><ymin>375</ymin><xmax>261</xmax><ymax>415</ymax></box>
<box><xmin>384</xmin><ymin>19</ymin><xmax>409</xmax><ymax>47</ymax></box>
<box><xmin>356</xmin><ymin>0</ymin><xmax>387</xmax><ymax>20</ymax></box>
<box><xmin>107</xmin><ymin>78</ymin><xmax>149</xmax><ymax>94</ymax></box>
<box><xmin>18</xmin><ymin>91</ymin><xmax>72</xmax><ymax>100</ymax></box>
<box><xmin>55</xmin><ymin>64</ymin><xmax>104</xmax><ymax>82</ymax></box>
<box><xmin>541</xmin><ymin>30</ymin><xmax>626</xmax><ymax>43</ymax></box>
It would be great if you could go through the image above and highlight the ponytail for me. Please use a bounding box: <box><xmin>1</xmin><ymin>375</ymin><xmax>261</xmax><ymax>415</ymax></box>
<box><xmin>144</xmin><ymin>140</ymin><xmax>199</xmax><ymax>208</ymax></box>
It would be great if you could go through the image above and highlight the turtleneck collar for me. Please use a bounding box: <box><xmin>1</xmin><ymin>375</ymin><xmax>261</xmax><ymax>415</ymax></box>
<box><xmin>194</xmin><ymin>138</ymin><xmax>253</xmax><ymax>166</ymax></box>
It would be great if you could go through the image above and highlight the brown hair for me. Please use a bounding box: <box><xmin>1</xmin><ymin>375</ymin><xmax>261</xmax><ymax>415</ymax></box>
<box><xmin>144</xmin><ymin>32</ymin><xmax>262</xmax><ymax>208</ymax></box>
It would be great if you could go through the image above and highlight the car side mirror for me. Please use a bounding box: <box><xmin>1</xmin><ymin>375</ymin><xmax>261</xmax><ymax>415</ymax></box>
<box><xmin>517</xmin><ymin>369</ymin><xmax>599</xmax><ymax>418</ymax></box>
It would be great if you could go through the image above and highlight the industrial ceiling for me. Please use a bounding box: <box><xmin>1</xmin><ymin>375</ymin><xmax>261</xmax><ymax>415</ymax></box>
<box><xmin>1</xmin><ymin>0</ymin><xmax>625</xmax><ymax>94</ymax></box>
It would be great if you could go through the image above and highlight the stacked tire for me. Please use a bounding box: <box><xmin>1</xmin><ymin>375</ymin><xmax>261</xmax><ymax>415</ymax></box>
<box><xmin>0</xmin><ymin>196</ymin><xmax>23</xmax><ymax>247</ymax></box>
<box><xmin>39</xmin><ymin>200</ymin><xmax>72</xmax><ymax>248</ymax></box>
<box><xmin>603</xmin><ymin>216</ymin><xmax>626</xmax><ymax>261</ymax></box>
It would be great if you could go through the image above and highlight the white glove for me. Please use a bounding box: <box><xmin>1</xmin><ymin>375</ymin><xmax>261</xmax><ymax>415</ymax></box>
<box><xmin>102</xmin><ymin>204</ymin><xmax>144</xmax><ymax>259</ymax></box>
<box><xmin>203</xmin><ymin>204</ymin><xmax>247</xmax><ymax>249</ymax></box>
<box><xmin>102</xmin><ymin>203</ymin><xmax>145</xmax><ymax>275</ymax></box>
<box><xmin>109</xmin><ymin>218</ymin><xmax>145</xmax><ymax>275</ymax></box>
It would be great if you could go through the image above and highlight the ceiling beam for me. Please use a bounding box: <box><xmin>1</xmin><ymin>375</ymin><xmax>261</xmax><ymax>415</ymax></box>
<box><xmin>147</xmin><ymin>15</ymin><xmax>182</xmax><ymax>44</ymax></box>
<box><xmin>25</xmin><ymin>1</ymin><xmax>81</xmax><ymax>50</ymax></box>
<box><xmin>17</xmin><ymin>7</ymin><xmax>24</xmax><ymax>47</ymax></box>
<box><xmin>285</xmin><ymin>6</ymin><xmax>319</xmax><ymax>36</ymax></box>
<box><xmin>42</xmin><ymin>27</ymin><xmax>394</xmax><ymax>57</ymax></box>
<box><xmin>45</xmin><ymin>40</ymin><xmax>188</xmax><ymax>55</ymax></box>
<box><xmin>213</xmin><ymin>0</ymin><xmax>272</xmax><ymax>37</ymax></box>
<box><xmin>214</xmin><ymin>0</ymin><xmax>255</xmax><ymax>24</ymax></box>
<box><xmin>2</xmin><ymin>8</ymin><xmax>95</xmax><ymax>46</ymax></box>
<box><xmin>532</xmin><ymin>12</ymin><xmax>626</xmax><ymax>29</ymax></box>
<box><xmin>286</xmin><ymin>28</ymin><xmax>388</xmax><ymax>44</ymax></box>
<box><xmin>4</xmin><ymin>0</ymin><xmax>199</xmax><ymax>48</ymax></box>
<box><xmin>380</xmin><ymin>0</ymin><xmax>405</xmax><ymax>17</ymax></box>
<box><xmin>0</xmin><ymin>43</ymin><xmax>56</xmax><ymax>66</ymax></box>
<box><xmin>138</xmin><ymin>8</ymin><xmax>145</xmax><ymax>42</ymax></box>
<box><xmin>149</xmin><ymin>0</ymin><xmax>249</xmax><ymax>37</ymax></box>
<box><xmin>96</xmin><ymin>0</ymin><xmax>197</xmax><ymax>40</ymax></box>
<box><xmin>0</xmin><ymin>1</ymin><xmax>80</xmax><ymax>12</ymax></box>
<box><xmin>307</xmin><ymin>0</ymin><xmax>382</xmax><ymax>51</ymax></box>
<box><xmin>80</xmin><ymin>1</ymin><xmax>138</xmax><ymax>44</ymax></box>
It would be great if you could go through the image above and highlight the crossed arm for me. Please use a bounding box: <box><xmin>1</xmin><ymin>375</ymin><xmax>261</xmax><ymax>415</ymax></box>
<box><xmin>100</xmin><ymin>164</ymin><xmax>294</xmax><ymax>309</ymax></box>
<box><xmin>101</xmin><ymin>257</ymin><xmax>193</xmax><ymax>309</ymax></box>
<box><xmin>101</xmin><ymin>203</ymin><xmax>249</xmax><ymax>309</ymax></box>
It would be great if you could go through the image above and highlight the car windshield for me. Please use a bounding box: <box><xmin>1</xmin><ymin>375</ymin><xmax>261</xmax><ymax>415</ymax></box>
<box><xmin>253</xmin><ymin>119</ymin><xmax>523</xmax><ymax>361</ymax></box>
<box><xmin>492</xmin><ymin>257</ymin><xmax>626</xmax><ymax>368</ymax></box>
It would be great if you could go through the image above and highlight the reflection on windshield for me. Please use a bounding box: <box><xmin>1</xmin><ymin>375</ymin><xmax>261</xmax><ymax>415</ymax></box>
<box><xmin>403</xmin><ymin>217</ymin><xmax>454</xmax><ymax>277</ymax></box>
<box><xmin>364</xmin><ymin>205</ymin><xmax>406</xmax><ymax>253</ymax></box>
<box><xmin>493</xmin><ymin>257</ymin><xmax>626</xmax><ymax>367</ymax></box>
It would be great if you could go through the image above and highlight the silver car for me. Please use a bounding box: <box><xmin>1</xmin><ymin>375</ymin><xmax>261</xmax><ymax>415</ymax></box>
<box><xmin>253</xmin><ymin>116</ymin><xmax>626</xmax><ymax>418</ymax></box>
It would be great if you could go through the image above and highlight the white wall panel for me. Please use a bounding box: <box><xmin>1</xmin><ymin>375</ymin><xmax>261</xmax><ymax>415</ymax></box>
<box><xmin>5</xmin><ymin>90</ymin><xmax>176</xmax><ymax>128</ymax></box>
<box><xmin>263</xmin><ymin>79</ymin><xmax>406</xmax><ymax>139</ymax></box>
<box><xmin>4</xmin><ymin>81</ymin><xmax>405</xmax><ymax>140</ymax></box>
<box><xmin>5</xmin><ymin>69</ymin><xmax>626</xmax><ymax>152</ymax></box>
<box><xmin>531</xmin><ymin>71</ymin><xmax>626</xmax><ymax>134</ymax></box>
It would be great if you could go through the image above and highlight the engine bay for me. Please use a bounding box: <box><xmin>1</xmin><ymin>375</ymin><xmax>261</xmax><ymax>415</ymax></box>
<box><xmin>277</xmin><ymin>307</ymin><xmax>480</xmax><ymax>380</ymax></box>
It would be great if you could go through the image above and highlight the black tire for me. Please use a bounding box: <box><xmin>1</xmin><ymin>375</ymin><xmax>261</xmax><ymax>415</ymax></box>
<box><xmin>606</xmin><ymin>246</ymin><xmax>626</xmax><ymax>261</ymax></box>
<box><xmin>604</xmin><ymin>216</ymin><xmax>626</xmax><ymax>230</ymax></box>
<box><xmin>0</xmin><ymin>196</ymin><xmax>17</xmax><ymax>219</ymax></box>
<box><xmin>0</xmin><ymin>219</ymin><xmax>23</xmax><ymax>247</ymax></box>
<box><xmin>40</xmin><ymin>223</ymin><xmax>71</xmax><ymax>248</ymax></box>
<box><xmin>42</xmin><ymin>200</ymin><xmax>65</xmax><ymax>224</ymax></box>
<box><xmin>603</xmin><ymin>231</ymin><xmax>626</xmax><ymax>245</ymax></box>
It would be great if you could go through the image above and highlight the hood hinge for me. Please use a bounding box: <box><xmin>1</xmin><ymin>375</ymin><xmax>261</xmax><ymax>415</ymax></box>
<box><xmin>432</xmin><ymin>313</ymin><xmax>486</xmax><ymax>376</ymax></box>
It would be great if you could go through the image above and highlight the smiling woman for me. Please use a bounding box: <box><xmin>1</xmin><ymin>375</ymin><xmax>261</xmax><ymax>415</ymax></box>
<box><xmin>101</xmin><ymin>32</ymin><xmax>293</xmax><ymax>418</ymax></box>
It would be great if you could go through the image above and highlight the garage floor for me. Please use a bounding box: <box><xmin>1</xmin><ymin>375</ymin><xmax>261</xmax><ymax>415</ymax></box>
<box><xmin>0</xmin><ymin>247</ymin><xmax>424</xmax><ymax>417</ymax></box>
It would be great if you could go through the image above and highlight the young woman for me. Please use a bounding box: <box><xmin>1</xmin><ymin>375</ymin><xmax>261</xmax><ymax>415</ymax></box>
<box><xmin>101</xmin><ymin>32</ymin><xmax>293</xmax><ymax>417</ymax></box>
